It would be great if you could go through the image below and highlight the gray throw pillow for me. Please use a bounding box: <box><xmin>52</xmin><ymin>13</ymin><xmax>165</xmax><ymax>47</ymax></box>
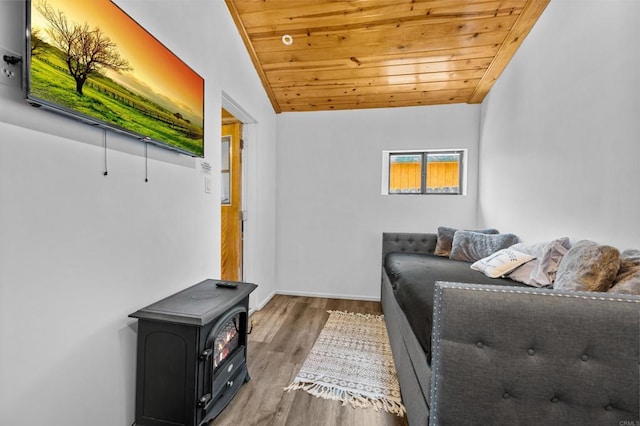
<box><xmin>449</xmin><ymin>230</ymin><xmax>520</xmax><ymax>262</ymax></box>
<box><xmin>608</xmin><ymin>249</ymin><xmax>640</xmax><ymax>295</ymax></box>
<box><xmin>554</xmin><ymin>240</ymin><xmax>620</xmax><ymax>292</ymax></box>
<box><xmin>434</xmin><ymin>226</ymin><xmax>499</xmax><ymax>257</ymax></box>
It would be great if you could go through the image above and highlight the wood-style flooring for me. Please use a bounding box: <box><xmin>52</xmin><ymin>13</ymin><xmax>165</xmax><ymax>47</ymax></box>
<box><xmin>209</xmin><ymin>295</ymin><xmax>409</xmax><ymax>426</ymax></box>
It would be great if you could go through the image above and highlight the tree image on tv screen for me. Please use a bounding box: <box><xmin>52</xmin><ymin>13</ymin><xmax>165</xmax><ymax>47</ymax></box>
<box><xmin>36</xmin><ymin>0</ymin><xmax>130</xmax><ymax>96</ymax></box>
<box><xmin>29</xmin><ymin>27</ymin><xmax>46</xmax><ymax>55</ymax></box>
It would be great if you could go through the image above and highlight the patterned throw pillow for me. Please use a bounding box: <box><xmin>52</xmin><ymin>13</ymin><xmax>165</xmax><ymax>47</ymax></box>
<box><xmin>608</xmin><ymin>249</ymin><xmax>640</xmax><ymax>295</ymax></box>
<box><xmin>471</xmin><ymin>248</ymin><xmax>535</xmax><ymax>278</ymax></box>
<box><xmin>554</xmin><ymin>240</ymin><xmax>620</xmax><ymax>292</ymax></box>
<box><xmin>434</xmin><ymin>226</ymin><xmax>499</xmax><ymax>257</ymax></box>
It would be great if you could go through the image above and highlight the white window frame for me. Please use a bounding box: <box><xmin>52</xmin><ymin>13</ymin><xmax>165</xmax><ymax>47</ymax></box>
<box><xmin>381</xmin><ymin>149</ymin><xmax>468</xmax><ymax>195</ymax></box>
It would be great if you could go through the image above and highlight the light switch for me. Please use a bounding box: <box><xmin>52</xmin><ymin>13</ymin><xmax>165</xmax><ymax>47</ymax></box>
<box><xmin>205</xmin><ymin>177</ymin><xmax>212</xmax><ymax>194</ymax></box>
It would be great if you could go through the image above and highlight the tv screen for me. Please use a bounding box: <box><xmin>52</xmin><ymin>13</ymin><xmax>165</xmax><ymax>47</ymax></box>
<box><xmin>25</xmin><ymin>0</ymin><xmax>205</xmax><ymax>157</ymax></box>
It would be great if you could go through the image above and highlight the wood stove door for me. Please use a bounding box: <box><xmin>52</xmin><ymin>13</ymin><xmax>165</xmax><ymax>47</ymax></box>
<box><xmin>199</xmin><ymin>305</ymin><xmax>247</xmax><ymax>413</ymax></box>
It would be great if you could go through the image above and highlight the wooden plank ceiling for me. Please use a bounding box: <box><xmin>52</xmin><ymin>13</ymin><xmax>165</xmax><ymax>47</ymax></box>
<box><xmin>225</xmin><ymin>0</ymin><xmax>549</xmax><ymax>113</ymax></box>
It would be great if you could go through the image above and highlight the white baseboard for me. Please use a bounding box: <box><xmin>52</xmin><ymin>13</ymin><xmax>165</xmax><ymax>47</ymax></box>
<box><xmin>275</xmin><ymin>289</ymin><xmax>381</xmax><ymax>302</ymax></box>
<box><xmin>249</xmin><ymin>289</ymin><xmax>381</xmax><ymax>315</ymax></box>
<box><xmin>249</xmin><ymin>290</ymin><xmax>277</xmax><ymax>315</ymax></box>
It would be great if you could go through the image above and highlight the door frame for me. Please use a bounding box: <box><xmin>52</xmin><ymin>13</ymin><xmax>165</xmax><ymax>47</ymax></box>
<box><xmin>221</xmin><ymin>92</ymin><xmax>256</xmax><ymax>283</ymax></box>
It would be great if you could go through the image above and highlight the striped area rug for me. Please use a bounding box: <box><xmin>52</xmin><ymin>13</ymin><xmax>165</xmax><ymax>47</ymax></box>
<box><xmin>284</xmin><ymin>310</ymin><xmax>405</xmax><ymax>417</ymax></box>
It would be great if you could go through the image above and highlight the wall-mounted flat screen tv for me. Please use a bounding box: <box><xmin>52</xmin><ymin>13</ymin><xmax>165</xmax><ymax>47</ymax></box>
<box><xmin>25</xmin><ymin>0</ymin><xmax>205</xmax><ymax>157</ymax></box>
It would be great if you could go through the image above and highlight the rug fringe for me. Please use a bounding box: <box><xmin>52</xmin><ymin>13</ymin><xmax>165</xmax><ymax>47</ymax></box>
<box><xmin>284</xmin><ymin>381</ymin><xmax>405</xmax><ymax>417</ymax></box>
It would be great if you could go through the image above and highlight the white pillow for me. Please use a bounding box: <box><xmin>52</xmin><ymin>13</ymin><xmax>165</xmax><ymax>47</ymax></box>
<box><xmin>510</xmin><ymin>237</ymin><xmax>570</xmax><ymax>258</ymax></box>
<box><xmin>471</xmin><ymin>248</ymin><xmax>535</xmax><ymax>278</ymax></box>
<box><xmin>508</xmin><ymin>238</ymin><xmax>571</xmax><ymax>287</ymax></box>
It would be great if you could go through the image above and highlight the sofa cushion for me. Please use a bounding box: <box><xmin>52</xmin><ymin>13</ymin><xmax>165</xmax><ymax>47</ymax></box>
<box><xmin>434</xmin><ymin>226</ymin><xmax>499</xmax><ymax>257</ymax></box>
<box><xmin>554</xmin><ymin>240</ymin><xmax>620</xmax><ymax>292</ymax></box>
<box><xmin>471</xmin><ymin>248</ymin><xmax>534</xmax><ymax>278</ymax></box>
<box><xmin>384</xmin><ymin>252</ymin><xmax>525</xmax><ymax>359</ymax></box>
<box><xmin>508</xmin><ymin>238</ymin><xmax>570</xmax><ymax>287</ymax></box>
<box><xmin>449</xmin><ymin>231</ymin><xmax>520</xmax><ymax>262</ymax></box>
<box><xmin>608</xmin><ymin>249</ymin><xmax>640</xmax><ymax>295</ymax></box>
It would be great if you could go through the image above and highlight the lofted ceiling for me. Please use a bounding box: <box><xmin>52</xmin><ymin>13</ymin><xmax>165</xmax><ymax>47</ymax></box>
<box><xmin>225</xmin><ymin>0</ymin><xmax>549</xmax><ymax>113</ymax></box>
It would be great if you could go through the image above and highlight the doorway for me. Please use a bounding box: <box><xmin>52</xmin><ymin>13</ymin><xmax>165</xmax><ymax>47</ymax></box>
<box><xmin>221</xmin><ymin>108</ymin><xmax>243</xmax><ymax>281</ymax></box>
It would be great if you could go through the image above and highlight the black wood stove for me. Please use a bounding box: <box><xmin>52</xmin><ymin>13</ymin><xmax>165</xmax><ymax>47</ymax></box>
<box><xmin>129</xmin><ymin>279</ymin><xmax>257</xmax><ymax>426</ymax></box>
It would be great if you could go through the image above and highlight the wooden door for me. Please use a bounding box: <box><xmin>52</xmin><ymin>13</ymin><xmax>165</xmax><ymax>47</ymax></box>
<box><xmin>221</xmin><ymin>120</ymin><xmax>242</xmax><ymax>281</ymax></box>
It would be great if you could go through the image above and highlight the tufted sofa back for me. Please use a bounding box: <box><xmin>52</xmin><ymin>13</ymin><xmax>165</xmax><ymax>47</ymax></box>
<box><xmin>429</xmin><ymin>282</ymin><xmax>640</xmax><ymax>426</ymax></box>
<box><xmin>382</xmin><ymin>232</ymin><xmax>437</xmax><ymax>262</ymax></box>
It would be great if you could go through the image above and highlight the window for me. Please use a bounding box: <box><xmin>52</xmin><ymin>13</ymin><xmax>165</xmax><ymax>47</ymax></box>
<box><xmin>221</xmin><ymin>136</ymin><xmax>231</xmax><ymax>204</ymax></box>
<box><xmin>383</xmin><ymin>149</ymin><xmax>466</xmax><ymax>195</ymax></box>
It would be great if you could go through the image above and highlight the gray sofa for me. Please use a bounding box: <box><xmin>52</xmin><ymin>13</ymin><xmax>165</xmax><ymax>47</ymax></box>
<box><xmin>381</xmin><ymin>232</ymin><xmax>640</xmax><ymax>425</ymax></box>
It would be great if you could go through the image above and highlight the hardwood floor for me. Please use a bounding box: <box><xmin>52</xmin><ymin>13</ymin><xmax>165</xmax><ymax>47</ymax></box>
<box><xmin>209</xmin><ymin>295</ymin><xmax>409</xmax><ymax>426</ymax></box>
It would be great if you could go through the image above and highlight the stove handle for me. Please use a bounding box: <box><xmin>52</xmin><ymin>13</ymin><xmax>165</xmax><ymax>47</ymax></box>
<box><xmin>200</xmin><ymin>348</ymin><xmax>213</xmax><ymax>361</ymax></box>
<box><xmin>198</xmin><ymin>393</ymin><xmax>211</xmax><ymax>408</ymax></box>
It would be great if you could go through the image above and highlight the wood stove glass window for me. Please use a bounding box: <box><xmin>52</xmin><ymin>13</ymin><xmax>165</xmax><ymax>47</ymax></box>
<box><xmin>214</xmin><ymin>314</ymin><xmax>240</xmax><ymax>370</ymax></box>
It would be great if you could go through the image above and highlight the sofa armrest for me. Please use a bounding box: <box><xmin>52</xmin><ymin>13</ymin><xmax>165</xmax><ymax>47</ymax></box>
<box><xmin>382</xmin><ymin>232</ymin><xmax>437</xmax><ymax>262</ymax></box>
<box><xmin>429</xmin><ymin>282</ymin><xmax>640</xmax><ymax>426</ymax></box>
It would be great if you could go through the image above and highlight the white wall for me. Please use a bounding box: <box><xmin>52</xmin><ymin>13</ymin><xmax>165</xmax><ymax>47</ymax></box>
<box><xmin>209</xmin><ymin>0</ymin><xmax>278</xmax><ymax>310</ymax></box>
<box><xmin>0</xmin><ymin>1</ymin><xmax>276</xmax><ymax>425</ymax></box>
<box><xmin>276</xmin><ymin>105</ymin><xmax>480</xmax><ymax>300</ymax></box>
<box><xmin>478</xmin><ymin>0</ymin><xmax>640</xmax><ymax>250</ymax></box>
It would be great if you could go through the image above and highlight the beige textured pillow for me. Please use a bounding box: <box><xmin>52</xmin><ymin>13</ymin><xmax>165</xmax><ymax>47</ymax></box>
<box><xmin>434</xmin><ymin>226</ymin><xmax>499</xmax><ymax>257</ymax></box>
<box><xmin>554</xmin><ymin>240</ymin><xmax>620</xmax><ymax>292</ymax></box>
<box><xmin>608</xmin><ymin>249</ymin><xmax>640</xmax><ymax>295</ymax></box>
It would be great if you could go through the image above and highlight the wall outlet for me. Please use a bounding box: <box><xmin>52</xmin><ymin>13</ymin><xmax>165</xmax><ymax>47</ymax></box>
<box><xmin>0</xmin><ymin>46</ymin><xmax>22</xmax><ymax>88</ymax></box>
